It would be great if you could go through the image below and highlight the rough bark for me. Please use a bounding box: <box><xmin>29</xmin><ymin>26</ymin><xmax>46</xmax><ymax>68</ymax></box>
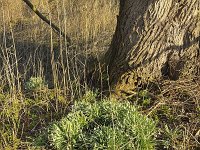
<box><xmin>105</xmin><ymin>0</ymin><xmax>200</xmax><ymax>97</ymax></box>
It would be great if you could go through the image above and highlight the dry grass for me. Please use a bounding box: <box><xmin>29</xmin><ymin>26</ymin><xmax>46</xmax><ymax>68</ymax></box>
<box><xmin>0</xmin><ymin>0</ymin><xmax>119</xmax><ymax>91</ymax></box>
<box><xmin>0</xmin><ymin>0</ymin><xmax>199</xmax><ymax>150</ymax></box>
<box><xmin>142</xmin><ymin>77</ymin><xmax>200</xmax><ymax>149</ymax></box>
<box><xmin>0</xmin><ymin>0</ymin><xmax>118</xmax><ymax>149</ymax></box>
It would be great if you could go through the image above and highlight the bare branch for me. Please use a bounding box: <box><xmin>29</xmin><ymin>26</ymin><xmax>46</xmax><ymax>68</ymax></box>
<box><xmin>22</xmin><ymin>0</ymin><xmax>71</xmax><ymax>45</ymax></box>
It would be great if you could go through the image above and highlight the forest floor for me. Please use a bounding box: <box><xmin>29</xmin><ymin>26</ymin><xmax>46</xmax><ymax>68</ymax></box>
<box><xmin>0</xmin><ymin>0</ymin><xmax>199</xmax><ymax>149</ymax></box>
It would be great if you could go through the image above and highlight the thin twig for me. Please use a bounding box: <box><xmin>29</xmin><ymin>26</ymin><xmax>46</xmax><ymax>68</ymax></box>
<box><xmin>22</xmin><ymin>0</ymin><xmax>71</xmax><ymax>45</ymax></box>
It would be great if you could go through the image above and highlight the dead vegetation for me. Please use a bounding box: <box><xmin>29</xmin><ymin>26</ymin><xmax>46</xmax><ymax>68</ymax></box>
<box><xmin>0</xmin><ymin>0</ymin><xmax>199</xmax><ymax>149</ymax></box>
<box><xmin>143</xmin><ymin>77</ymin><xmax>200</xmax><ymax>149</ymax></box>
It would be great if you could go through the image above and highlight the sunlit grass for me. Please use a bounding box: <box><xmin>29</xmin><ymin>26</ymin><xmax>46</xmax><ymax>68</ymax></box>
<box><xmin>34</xmin><ymin>92</ymin><xmax>156</xmax><ymax>150</ymax></box>
<box><xmin>0</xmin><ymin>0</ymin><xmax>118</xmax><ymax>149</ymax></box>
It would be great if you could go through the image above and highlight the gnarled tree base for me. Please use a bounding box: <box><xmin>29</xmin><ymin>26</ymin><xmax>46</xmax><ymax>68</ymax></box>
<box><xmin>104</xmin><ymin>0</ymin><xmax>200</xmax><ymax>97</ymax></box>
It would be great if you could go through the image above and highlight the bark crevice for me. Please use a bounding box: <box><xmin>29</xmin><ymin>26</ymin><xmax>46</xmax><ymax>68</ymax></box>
<box><xmin>105</xmin><ymin>0</ymin><xmax>200</xmax><ymax>96</ymax></box>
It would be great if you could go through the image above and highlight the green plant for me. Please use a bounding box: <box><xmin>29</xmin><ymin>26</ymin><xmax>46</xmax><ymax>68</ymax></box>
<box><xmin>158</xmin><ymin>125</ymin><xmax>182</xmax><ymax>149</ymax></box>
<box><xmin>36</xmin><ymin>94</ymin><xmax>156</xmax><ymax>150</ymax></box>
<box><xmin>137</xmin><ymin>90</ymin><xmax>151</xmax><ymax>107</ymax></box>
<box><xmin>25</xmin><ymin>77</ymin><xmax>47</xmax><ymax>91</ymax></box>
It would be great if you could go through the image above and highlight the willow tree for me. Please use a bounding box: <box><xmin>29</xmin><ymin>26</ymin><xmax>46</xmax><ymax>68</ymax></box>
<box><xmin>22</xmin><ymin>0</ymin><xmax>199</xmax><ymax>96</ymax></box>
<box><xmin>104</xmin><ymin>0</ymin><xmax>200</xmax><ymax>96</ymax></box>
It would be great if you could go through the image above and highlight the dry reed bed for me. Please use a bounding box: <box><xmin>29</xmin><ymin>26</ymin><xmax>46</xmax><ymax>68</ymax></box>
<box><xmin>0</xmin><ymin>0</ymin><xmax>199</xmax><ymax>149</ymax></box>
<box><xmin>0</xmin><ymin>0</ymin><xmax>118</xmax><ymax>149</ymax></box>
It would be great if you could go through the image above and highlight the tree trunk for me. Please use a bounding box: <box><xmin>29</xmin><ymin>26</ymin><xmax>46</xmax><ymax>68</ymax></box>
<box><xmin>105</xmin><ymin>0</ymin><xmax>200</xmax><ymax>97</ymax></box>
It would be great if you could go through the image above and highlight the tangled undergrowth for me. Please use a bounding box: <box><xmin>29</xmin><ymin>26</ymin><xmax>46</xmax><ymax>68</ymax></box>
<box><xmin>0</xmin><ymin>0</ymin><xmax>199</xmax><ymax>149</ymax></box>
<box><xmin>34</xmin><ymin>94</ymin><xmax>156</xmax><ymax>149</ymax></box>
<box><xmin>0</xmin><ymin>77</ymin><xmax>200</xmax><ymax>149</ymax></box>
<box><xmin>138</xmin><ymin>77</ymin><xmax>200</xmax><ymax>149</ymax></box>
